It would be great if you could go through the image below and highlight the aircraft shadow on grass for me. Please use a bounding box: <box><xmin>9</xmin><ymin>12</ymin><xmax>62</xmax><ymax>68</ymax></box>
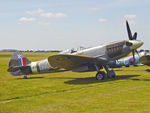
<box><xmin>64</xmin><ymin>75</ymin><xmax>140</xmax><ymax>85</ymax></box>
<box><xmin>146</xmin><ymin>69</ymin><xmax>150</xmax><ymax>72</ymax></box>
<box><xmin>114</xmin><ymin>69</ymin><xmax>146</xmax><ymax>71</ymax></box>
<box><xmin>132</xmin><ymin>78</ymin><xmax>150</xmax><ymax>81</ymax></box>
<box><xmin>16</xmin><ymin>76</ymin><xmax>44</xmax><ymax>80</ymax></box>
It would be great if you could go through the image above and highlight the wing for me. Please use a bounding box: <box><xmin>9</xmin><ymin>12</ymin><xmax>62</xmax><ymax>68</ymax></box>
<box><xmin>48</xmin><ymin>54</ymin><xmax>107</xmax><ymax>70</ymax></box>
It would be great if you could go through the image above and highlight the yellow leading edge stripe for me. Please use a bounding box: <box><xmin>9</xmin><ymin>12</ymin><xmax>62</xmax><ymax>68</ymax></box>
<box><xmin>48</xmin><ymin>62</ymin><xmax>58</xmax><ymax>69</ymax></box>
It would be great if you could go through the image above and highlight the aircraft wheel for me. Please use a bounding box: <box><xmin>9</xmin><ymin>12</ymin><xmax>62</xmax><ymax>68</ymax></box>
<box><xmin>107</xmin><ymin>70</ymin><xmax>116</xmax><ymax>78</ymax></box>
<box><xmin>24</xmin><ymin>75</ymin><xmax>27</xmax><ymax>79</ymax></box>
<box><xmin>96</xmin><ymin>71</ymin><xmax>105</xmax><ymax>80</ymax></box>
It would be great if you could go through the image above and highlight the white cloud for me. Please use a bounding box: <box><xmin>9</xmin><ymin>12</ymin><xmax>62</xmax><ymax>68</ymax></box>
<box><xmin>19</xmin><ymin>17</ymin><xmax>36</xmax><ymax>22</ymax></box>
<box><xmin>40</xmin><ymin>12</ymin><xmax>67</xmax><ymax>18</ymax></box>
<box><xmin>88</xmin><ymin>8</ymin><xmax>100</xmax><ymax>11</ymax></box>
<box><xmin>38</xmin><ymin>21</ymin><xmax>50</xmax><ymax>25</ymax></box>
<box><xmin>128</xmin><ymin>20</ymin><xmax>136</xmax><ymax>25</ymax></box>
<box><xmin>18</xmin><ymin>9</ymin><xmax>67</xmax><ymax>25</ymax></box>
<box><xmin>40</xmin><ymin>12</ymin><xmax>55</xmax><ymax>18</ymax></box>
<box><xmin>26</xmin><ymin>9</ymin><xmax>67</xmax><ymax>18</ymax></box>
<box><xmin>98</xmin><ymin>18</ymin><xmax>107</xmax><ymax>22</ymax></box>
<box><xmin>55</xmin><ymin>13</ymin><xmax>67</xmax><ymax>18</ymax></box>
<box><xmin>124</xmin><ymin>14</ymin><xmax>136</xmax><ymax>25</ymax></box>
<box><xmin>26</xmin><ymin>9</ymin><xmax>44</xmax><ymax>15</ymax></box>
<box><xmin>124</xmin><ymin>14</ymin><xmax>136</xmax><ymax>19</ymax></box>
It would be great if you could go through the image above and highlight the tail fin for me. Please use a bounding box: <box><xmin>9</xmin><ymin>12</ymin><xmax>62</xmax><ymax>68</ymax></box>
<box><xmin>8</xmin><ymin>51</ymin><xmax>31</xmax><ymax>75</ymax></box>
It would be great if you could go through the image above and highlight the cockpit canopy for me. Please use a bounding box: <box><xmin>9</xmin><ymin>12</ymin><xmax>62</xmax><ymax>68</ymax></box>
<box><xmin>58</xmin><ymin>46</ymin><xmax>86</xmax><ymax>55</ymax></box>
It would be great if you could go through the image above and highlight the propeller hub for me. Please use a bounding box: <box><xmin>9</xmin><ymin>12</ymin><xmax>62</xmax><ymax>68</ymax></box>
<box><xmin>128</xmin><ymin>40</ymin><xmax>144</xmax><ymax>50</ymax></box>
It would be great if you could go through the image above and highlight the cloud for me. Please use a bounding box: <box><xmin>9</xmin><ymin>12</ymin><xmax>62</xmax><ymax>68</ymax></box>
<box><xmin>40</xmin><ymin>12</ymin><xmax>54</xmax><ymax>18</ymax></box>
<box><xmin>40</xmin><ymin>12</ymin><xmax>67</xmax><ymax>18</ymax></box>
<box><xmin>26</xmin><ymin>9</ymin><xmax>44</xmax><ymax>15</ymax></box>
<box><xmin>124</xmin><ymin>14</ymin><xmax>136</xmax><ymax>25</ymax></box>
<box><xmin>55</xmin><ymin>13</ymin><xmax>67</xmax><ymax>18</ymax></box>
<box><xmin>88</xmin><ymin>8</ymin><xmax>100</xmax><ymax>11</ymax></box>
<box><xmin>19</xmin><ymin>17</ymin><xmax>36</xmax><ymax>22</ymax></box>
<box><xmin>37</xmin><ymin>21</ymin><xmax>50</xmax><ymax>25</ymax></box>
<box><xmin>127</xmin><ymin>20</ymin><xmax>136</xmax><ymax>25</ymax></box>
<box><xmin>124</xmin><ymin>14</ymin><xmax>136</xmax><ymax>19</ymax></box>
<box><xmin>98</xmin><ymin>18</ymin><xmax>107</xmax><ymax>22</ymax></box>
<box><xmin>18</xmin><ymin>9</ymin><xmax>67</xmax><ymax>25</ymax></box>
<box><xmin>26</xmin><ymin>9</ymin><xmax>67</xmax><ymax>18</ymax></box>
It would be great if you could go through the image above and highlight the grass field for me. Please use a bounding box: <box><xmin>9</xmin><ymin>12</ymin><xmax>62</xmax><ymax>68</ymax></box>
<box><xmin>1</xmin><ymin>52</ymin><xmax>150</xmax><ymax>113</ymax></box>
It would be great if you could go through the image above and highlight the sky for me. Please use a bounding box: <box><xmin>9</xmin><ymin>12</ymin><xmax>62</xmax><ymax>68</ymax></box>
<box><xmin>0</xmin><ymin>0</ymin><xmax>150</xmax><ymax>50</ymax></box>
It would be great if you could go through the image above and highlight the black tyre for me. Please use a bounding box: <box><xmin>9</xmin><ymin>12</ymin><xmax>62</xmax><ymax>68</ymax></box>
<box><xmin>107</xmin><ymin>70</ymin><xmax>116</xmax><ymax>78</ymax></box>
<box><xmin>111</xmin><ymin>71</ymin><xmax>116</xmax><ymax>78</ymax></box>
<box><xmin>96</xmin><ymin>71</ymin><xmax>105</xmax><ymax>80</ymax></box>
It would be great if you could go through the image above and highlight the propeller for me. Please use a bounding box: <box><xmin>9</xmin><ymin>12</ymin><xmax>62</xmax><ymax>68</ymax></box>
<box><xmin>126</xmin><ymin>20</ymin><xmax>137</xmax><ymax>40</ymax></box>
<box><xmin>126</xmin><ymin>20</ymin><xmax>138</xmax><ymax>64</ymax></box>
<box><xmin>132</xmin><ymin>32</ymin><xmax>137</xmax><ymax>40</ymax></box>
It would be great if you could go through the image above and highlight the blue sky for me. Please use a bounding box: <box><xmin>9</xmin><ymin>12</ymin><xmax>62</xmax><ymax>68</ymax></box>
<box><xmin>0</xmin><ymin>0</ymin><xmax>150</xmax><ymax>50</ymax></box>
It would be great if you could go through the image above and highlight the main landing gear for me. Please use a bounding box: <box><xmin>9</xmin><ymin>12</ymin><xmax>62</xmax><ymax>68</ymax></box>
<box><xmin>96</xmin><ymin>71</ymin><xmax>105</xmax><ymax>80</ymax></box>
<box><xmin>95</xmin><ymin>65</ymin><xmax>116</xmax><ymax>80</ymax></box>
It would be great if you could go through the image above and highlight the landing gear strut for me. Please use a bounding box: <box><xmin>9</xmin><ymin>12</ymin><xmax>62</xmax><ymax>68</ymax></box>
<box><xmin>95</xmin><ymin>64</ymin><xmax>106</xmax><ymax>80</ymax></box>
<box><xmin>95</xmin><ymin>64</ymin><xmax>116</xmax><ymax>80</ymax></box>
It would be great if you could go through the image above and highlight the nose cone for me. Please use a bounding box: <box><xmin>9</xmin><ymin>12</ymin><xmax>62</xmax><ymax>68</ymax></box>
<box><xmin>128</xmin><ymin>40</ymin><xmax>144</xmax><ymax>50</ymax></box>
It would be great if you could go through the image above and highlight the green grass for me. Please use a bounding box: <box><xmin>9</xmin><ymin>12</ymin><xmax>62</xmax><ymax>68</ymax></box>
<box><xmin>1</xmin><ymin>52</ymin><xmax>150</xmax><ymax>113</ymax></box>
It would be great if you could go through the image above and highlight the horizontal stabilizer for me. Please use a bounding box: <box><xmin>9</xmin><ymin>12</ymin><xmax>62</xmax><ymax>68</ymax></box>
<box><xmin>8</xmin><ymin>66</ymin><xmax>31</xmax><ymax>72</ymax></box>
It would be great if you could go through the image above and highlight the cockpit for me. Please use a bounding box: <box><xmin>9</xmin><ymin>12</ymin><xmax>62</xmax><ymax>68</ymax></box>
<box><xmin>58</xmin><ymin>46</ymin><xmax>86</xmax><ymax>55</ymax></box>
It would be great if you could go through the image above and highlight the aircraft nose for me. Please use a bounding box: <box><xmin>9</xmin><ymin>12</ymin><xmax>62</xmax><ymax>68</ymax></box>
<box><xmin>128</xmin><ymin>40</ymin><xmax>144</xmax><ymax>50</ymax></box>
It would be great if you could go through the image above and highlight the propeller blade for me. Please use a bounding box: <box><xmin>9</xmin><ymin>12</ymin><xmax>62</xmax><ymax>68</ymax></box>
<box><xmin>132</xmin><ymin>32</ymin><xmax>137</xmax><ymax>40</ymax></box>
<box><xmin>132</xmin><ymin>50</ymin><xmax>135</xmax><ymax>63</ymax></box>
<box><xmin>135</xmin><ymin>49</ymin><xmax>139</xmax><ymax>56</ymax></box>
<box><xmin>126</xmin><ymin>20</ymin><xmax>133</xmax><ymax>40</ymax></box>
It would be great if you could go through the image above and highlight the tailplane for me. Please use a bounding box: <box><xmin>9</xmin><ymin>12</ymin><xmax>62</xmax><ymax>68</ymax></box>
<box><xmin>8</xmin><ymin>51</ymin><xmax>31</xmax><ymax>75</ymax></box>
